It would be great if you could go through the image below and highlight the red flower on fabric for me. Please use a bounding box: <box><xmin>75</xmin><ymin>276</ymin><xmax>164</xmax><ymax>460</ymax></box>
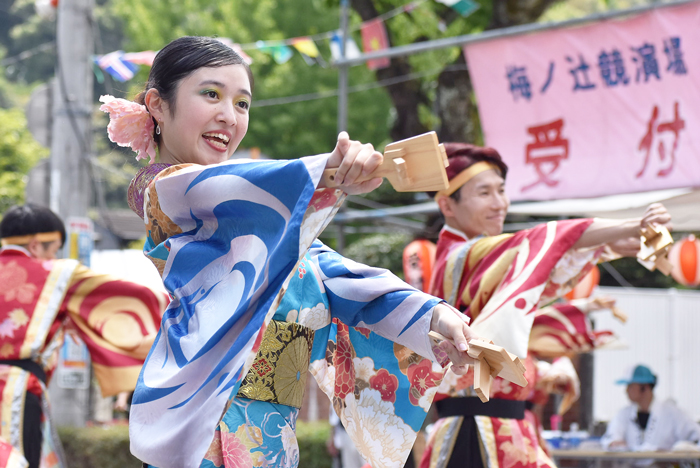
<box><xmin>369</xmin><ymin>368</ymin><xmax>399</xmax><ymax>403</ymax></box>
<box><xmin>355</xmin><ymin>327</ymin><xmax>371</xmax><ymax>339</ymax></box>
<box><xmin>310</xmin><ymin>189</ymin><xmax>339</xmax><ymax>210</ymax></box>
<box><xmin>406</xmin><ymin>359</ymin><xmax>442</xmax><ymax>406</ymax></box>
<box><xmin>0</xmin><ymin>261</ymin><xmax>37</xmax><ymax>304</ymax></box>
<box><xmin>333</xmin><ymin>321</ymin><xmax>356</xmax><ymax>399</ymax></box>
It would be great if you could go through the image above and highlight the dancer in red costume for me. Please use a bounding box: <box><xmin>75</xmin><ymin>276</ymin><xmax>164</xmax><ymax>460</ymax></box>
<box><xmin>420</xmin><ymin>143</ymin><xmax>670</xmax><ymax>468</ymax></box>
<box><xmin>0</xmin><ymin>204</ymin><xmax>168</xmax><ymax>468</ymax></box>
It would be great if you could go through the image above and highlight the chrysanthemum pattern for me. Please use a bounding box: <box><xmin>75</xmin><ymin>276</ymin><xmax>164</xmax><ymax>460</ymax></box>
<box><xmin>203</xmin><ymin>434</ymin><xmax>224</xmax><ymax>467</ymax></box>
<box><xmin>297</xmin><ymin>303</ymin><xmax>330</xmax><ymax>330</ymax></box>
<box><xmin>274</xmin><ymin>337</ymin><xmax>310</xmax><ymax>407</ymax></box>
<box><xmin>220</xmin><ymin>422</ymin><xmax>254</xmax><ymax>468</ymax></box>
<box><xmin>333</xmin><ymin>322</ymin><xmax>356</xmax><ymax>399</ymax></box>
<box><xmin>342</xmin><ymin>389</ymin><xmax>415</xmax><ymax>468</ymax></box>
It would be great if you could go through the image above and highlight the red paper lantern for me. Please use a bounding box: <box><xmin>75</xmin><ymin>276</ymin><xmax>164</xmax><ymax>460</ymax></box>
<box><xmin>50</xmin><ymin>0</ymin><xmax>58</xmax><ymax>6</ymax></box>
<box><xmin>668</xmin><ymin>235</ymin><xmax>700</xmax><ymax>286</ymax></box>
<box><xmin>402</xmin><ymin>240</ymin><xmax>436</xmax><ymax>293</ymax></box>
<box><xmin>565</xmin><ymin>265</ymin><xmax>600</xmax><ymax>300</ymax></box>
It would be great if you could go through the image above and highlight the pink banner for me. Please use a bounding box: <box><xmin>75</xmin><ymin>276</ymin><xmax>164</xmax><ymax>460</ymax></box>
<box><xmin>464</xmin><ymin>2</ymin><xmax>700</xmax><ymax>201</ymax></box>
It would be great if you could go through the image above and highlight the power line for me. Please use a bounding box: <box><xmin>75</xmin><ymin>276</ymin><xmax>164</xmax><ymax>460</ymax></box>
<box><xmin>236</xmin><ymin>0</ymin><xmax>428</xmax><ymax>50</ymax></box>
<box><xmin>254</xmin><ymin>63</ymin><xmax>468</xmax><ymax>107</ymax></box>
<box><xmin>1</xmin><ymin>42</ymin><xmax>55</xmax><ymax>66</ymax></box>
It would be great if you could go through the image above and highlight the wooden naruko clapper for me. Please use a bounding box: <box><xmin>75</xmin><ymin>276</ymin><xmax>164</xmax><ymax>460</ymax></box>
<box><xmin>429</xmin><ymin>332</ymin><xmax>528</xmax><ymax>403</ymax></box>
<box><xmin>321</xmin><ymin>131</ymin><xmax>449</xmax><ymax>192</ymax></box>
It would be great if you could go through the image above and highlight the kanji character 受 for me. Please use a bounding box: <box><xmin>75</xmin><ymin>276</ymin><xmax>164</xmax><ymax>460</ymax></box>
<box><xmin>521</xmin><ymin>118</ymin><xmax>570</xmax><ymax>192</ymax></box>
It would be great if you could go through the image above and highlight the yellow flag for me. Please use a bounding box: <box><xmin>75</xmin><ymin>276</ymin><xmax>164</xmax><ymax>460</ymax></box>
<box><xmin>291</xmin><ymin>37</ymin><xmax>319</xmax><ymax>58</ymax></box>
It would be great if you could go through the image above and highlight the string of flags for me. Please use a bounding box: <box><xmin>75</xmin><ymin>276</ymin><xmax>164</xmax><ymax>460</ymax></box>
<box><xmin>92</xmin><ymin>0</ymin><xmax>478</xmax><ymax>82</ymax></box>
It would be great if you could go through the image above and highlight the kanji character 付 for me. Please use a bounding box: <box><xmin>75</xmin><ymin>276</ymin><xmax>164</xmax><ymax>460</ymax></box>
<box><xmin>637</xmin><ymin>101</ymin><xmax>685</xmax><ymax>178</ymax></box>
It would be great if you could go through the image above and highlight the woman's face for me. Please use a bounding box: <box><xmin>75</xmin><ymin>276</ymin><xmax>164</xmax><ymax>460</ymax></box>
<box><xmin>441</xmin><ymin>169</ymin><xmax>509</xmax><ymax>238</ymax></box>
<box><xmin>155</xmin><ymin>65</ymin><xmax>252</xmax><ymax>166</ymax></box>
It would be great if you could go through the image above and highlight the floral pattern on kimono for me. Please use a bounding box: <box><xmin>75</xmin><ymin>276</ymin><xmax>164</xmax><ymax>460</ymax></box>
<box><xmin>130</xmin><ymin>157</ymin><xmax>447</xmax><ymax>468</ymax></box>
<box><xmin>0</xmin><ymin>247</ymin><xmax>166</xmax><ymax>468</ymax></box>
<box><xmin>199</xmin><ymin>244</ymin><xmax>446</xmax><ymax>468</ymax></box>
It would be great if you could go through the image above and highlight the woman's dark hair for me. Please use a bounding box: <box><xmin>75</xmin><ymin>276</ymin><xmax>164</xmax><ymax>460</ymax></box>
<box><xmin>135</xmin><ymin>36</ymin><xmax>254</xmax><ymax>144</ymax></box>
<box><xmin>0</xmin><ymin>204</ymin><xmax>66</xmax><ymax>247</ymax></box>
<box><xmin>427</xmin><ymin>142</ymin><xmax>509</xmax><ymax>201</ymax></box>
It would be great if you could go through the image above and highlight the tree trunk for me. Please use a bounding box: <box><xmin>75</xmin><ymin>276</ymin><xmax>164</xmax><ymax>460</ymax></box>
<box><xmin>435</xmin><ymin>53</ymin><xmax>479</xmax><ymax>143</ymax></box>
<box><xmin>435</xmin><ymin>0</ymin><xmax>560</xmax><ymax>143</ymax></box>
<box><xmin>351</xmin><ymin>0</ymin><xmax>561</xmax><ymax>143</ymax></box>
<box><xmin>351</xmin><ymin>0</ymin><xmax>429</xmax><ymax>141</ymax></box>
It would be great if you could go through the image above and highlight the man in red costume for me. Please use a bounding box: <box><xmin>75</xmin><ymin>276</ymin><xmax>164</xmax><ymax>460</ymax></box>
<box><xmin>421</xmin><ymin>144</ymin><xmax>670</xmax><ymax>468</ymax></box>
<box><xmin>0</xmin><ymin>204</ymin><xmax>168</xmax><ymax>468</ymax></box>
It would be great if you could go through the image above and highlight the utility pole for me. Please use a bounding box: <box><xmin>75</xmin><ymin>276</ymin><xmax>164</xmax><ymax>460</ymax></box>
<box><xmin>50</xmin><ymin>0</ymin><xmax>94</xmax><ymax>220</ymax></box>
<box><xmin>337</xmin><ymin>0</ymin><xmax>349</xmax><ymax>134</ymax></box>
<box><xmin>48</xmin><ymin>0</ymin><xmax>95</xmax><ymax>428</ymax></box>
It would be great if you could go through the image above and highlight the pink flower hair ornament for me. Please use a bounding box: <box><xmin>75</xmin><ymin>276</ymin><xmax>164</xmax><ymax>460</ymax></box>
<box><xmin>99</xmin><ymin>95</ymin><xmax>157</xmax><ymax>164</ymax></box>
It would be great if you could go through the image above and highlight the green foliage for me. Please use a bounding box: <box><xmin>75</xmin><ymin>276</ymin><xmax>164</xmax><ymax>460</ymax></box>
<box><xmin>344</xmin><ymin>232</ymin><xmax>412</xmax><ymax>277</ymax></box>
<box><xmin>2</xmin><ymin>0</ymin><xmax>56</xmax><ymax>83</ymax></box>
<box><xmin>57</xmin><ymin>421</ymin><xmax>333</xmax><ymax>468</ymax></box>
<box><xmin>0</xmin><ymin>106</ymin><xmax>46</xmax><ymax>213</ymax></box>
<box><xmin>108</xmin><ymin>0</ymin><xmax>392</xmax><ymax>160</ymax></box>
<box><xmin>297</xmin><ymin>421</ymin><xmax>333</xmax><ymax>468</ymax></box>
<box><xmin>57</xmin><ymin>425</ymin><xmax>140</xmax><ymax>468</ymax></box>
<box><xmin>600</xmin><ymin>257</ymin><xmax>678</xmax><ymax>289</ymax></box>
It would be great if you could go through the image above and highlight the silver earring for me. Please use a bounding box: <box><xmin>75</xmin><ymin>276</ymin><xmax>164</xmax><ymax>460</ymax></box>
<box><xmin>156</xmin><ymin>124</ymin><xmax>161</xmax><ymax>135</ymax></box>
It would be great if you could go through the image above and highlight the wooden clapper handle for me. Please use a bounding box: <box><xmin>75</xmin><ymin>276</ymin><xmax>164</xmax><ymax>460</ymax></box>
<box><xmin>637</xmin><ymin>224</ymin><xmax>673</xmax><ymax>275</ymax></box>
<box><xmin>321</xmin><ymin>132</ymin><xmax>449</xmax><ymax>192</ymax></box>
<box><xmin>429</xmin><ymin>331</ymin><xmax>528</xmax><ymax>403</ymax></box>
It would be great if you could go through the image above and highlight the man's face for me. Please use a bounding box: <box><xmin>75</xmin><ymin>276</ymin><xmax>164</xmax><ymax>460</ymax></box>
<box><xmin>626</xmin><ymin>383</ymin><xmax>646</xmax><ymax>403</ymax></box>
<box><xmin>31</xmin><ymin>239</ymin><xmax>62</xmax><ymax>260</ymax></box>
<box><xmin>440</xmin><ymin>169</ymin><xmax>509</xmax><ymax>238</ymax></box>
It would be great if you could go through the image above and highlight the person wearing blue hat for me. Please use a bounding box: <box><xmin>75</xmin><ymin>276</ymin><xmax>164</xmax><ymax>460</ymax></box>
<box><xmin>602</xmin><ymin>364</ymin><xmax>700</xmax><ymax>453</ymax></box>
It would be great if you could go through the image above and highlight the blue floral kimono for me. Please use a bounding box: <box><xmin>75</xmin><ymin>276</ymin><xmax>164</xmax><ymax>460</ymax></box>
<box><xmin>127</xmin><ymin>156</ymin><xmax>449</xmax><ymax>468</ymax></box>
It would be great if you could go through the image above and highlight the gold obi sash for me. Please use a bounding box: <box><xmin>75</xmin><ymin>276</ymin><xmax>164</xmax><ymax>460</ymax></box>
<box><xmin>236</xmin><ymin>320</ymin><xmax>315</xmax><ymax>409</ymax></box>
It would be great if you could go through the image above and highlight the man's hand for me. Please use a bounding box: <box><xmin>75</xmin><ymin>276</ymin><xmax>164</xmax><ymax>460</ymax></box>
<box><xmin>608</xmin><ymin>440</ymin><xmax>628</xmax><ymax>450</ymax></box>
<box><xmin>606</xmin><ymin>237</ymin><xmax>642</xmax><ymax>258</ymax></box>
<box><xmin>641</xmin><ymin>203</ymin><xmax>672</xmax><ymax>230</ymax></box>
<box><xmin>114</xmin><ymin>391</ymin><xmax>130</xmax><ymax>412</ymax></box>
<box><xmin>322</xmin><ymin>131</ymin><xmax>383</xmax><ymax>195</ymax></box>
<box><xmin>430</xmin><ymin>303</ymin><xmax>478</xmax><ymax>375</ymax></box>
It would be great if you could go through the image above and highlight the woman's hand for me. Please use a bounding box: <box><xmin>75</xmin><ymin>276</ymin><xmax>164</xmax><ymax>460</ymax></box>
<box><xmin>430</xmin><ymin>303</ymin><xmax>478</xmax><ymax>375</ymax></box>
<box><xmin>323</xmin><ymin>131</ymin><xmax>384</xmax><ymax>195</ymax></box>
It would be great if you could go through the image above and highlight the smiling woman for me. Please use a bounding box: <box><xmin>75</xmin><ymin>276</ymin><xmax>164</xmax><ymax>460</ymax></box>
<box><xmin>143</xmin><ymin>65</ymin><xmax>252</xmax><ymax>166</ymax></box>
<box><xmin>99</xmin><ymin>36</ymin><xmax>481</xmax><ymax>468</ymax></box>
